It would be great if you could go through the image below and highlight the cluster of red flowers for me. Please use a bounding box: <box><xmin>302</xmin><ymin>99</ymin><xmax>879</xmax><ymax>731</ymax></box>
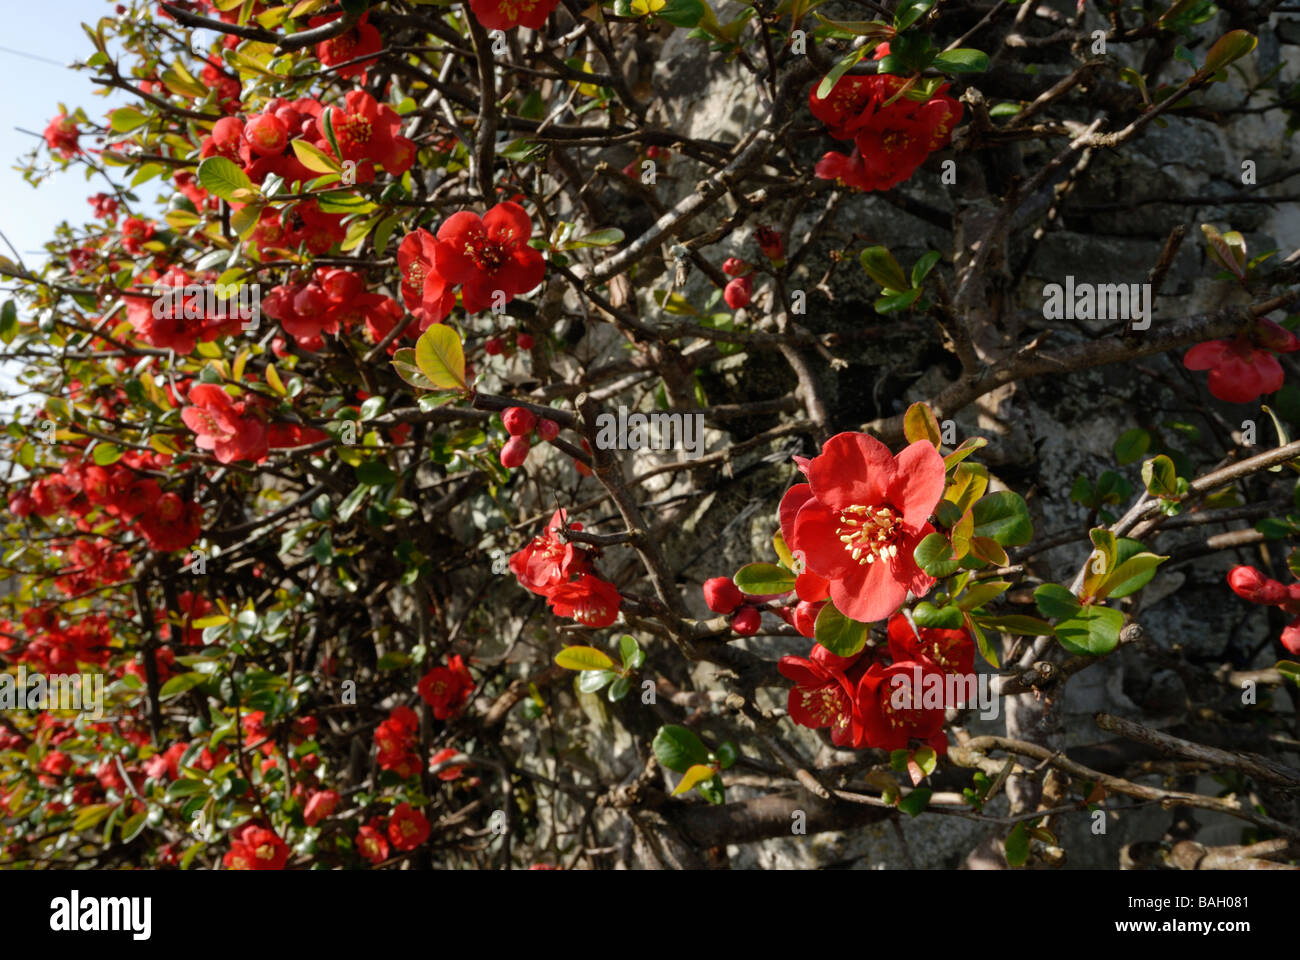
<box><xmin>810</xmin><ymin>61</ymin><xmax>961</xmax><ymax>193</ymax></box>
<box><xmin>8</xmin><ymin>451</ymin><xmax>202</xmax><ymax>558</ymax></box>
<box><xmin>1183</xmin><ymin>317</ymin><xmax>1300</xmax><ymax>403</ymax></box>
<box><xmin>263</xmin><ymin>266</ymin><xmax>404</xmax><ymax>352</ymax></box>
<box><xmin>398</xmin><ymin>201</ymin><xmax>546</xmax><ymax>321</ymax></box>
<box><xmin>43</xmin><ymin>114</ymin><xmax>80</xmax><ymax>158</ymax></box>
<box><xmin>509</xmin><ymin>509</ymin><xmax>622</xmax><ymax>627</ymax></box>
<box><xmin>224</xmin><ymin>823</ymin><xmax>290</xmax><ymax>870</ymax></box>
<box><xmin>181</xmin><ymin>382</ymin><xmax>328</xmax><ymax>465</ymax></box>
<box><xmin>122</xmin><ymin>266</ymin><xmax>244</xmax><ymax>353</ymax></box>
<box><xmin>719</xmin><ymin>227</ymin><xmax>784</xmax><ymax>311</ymax></box>
<box><xmin>375</xmin><ymin>705</ymin><xmax>422</xmax><ymax>779</ymax></box>
<box><xmin>468</xmin><ymin>0</ymin><xmax>561</xmax><ymax>31</ymax></box>
<box><xmin>1227</xmin><ymin>565</ymin><xmax>1300</xmax><ymax>654</ymax></box>
<box><xmin>2</xmin><ymin>609</ymin><xmax>112</xmax><ymax>674</ymax></box>
<box><xmin>418</xmin><ymin>654</ymin><xmax>475</xmax><ymax>720</ymax></box>
<box><xmin>355</xmin><ymin>801</ymin><xmax>431</xmax><ymax>863</ymax></box>
<box><xmin>779</xmin><ymin>613</ymin><xmax>972</xmax><ymax>752</ymax></box>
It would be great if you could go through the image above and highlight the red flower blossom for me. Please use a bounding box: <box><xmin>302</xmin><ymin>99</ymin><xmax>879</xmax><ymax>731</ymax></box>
<box><xmin>181</xmin><ymin>384</ymin><xmax>269</xmax><ymax>464</ymax></box>
<box><xmin>303</xmin><ymin>789</ymin><xmax>339</xmax><ymax>826</ymax></box>
<box><xmin>787</xmin><ymin>432</ymin><xmax>946</xmax><ymax>623</ymax></box>
<box><xmin>468</xmin><ymin>0</ymin><xmax>562</xmax><ymax>31</ymax></box>
<box><xmin>434</xmin><ymin>202</ymin><xmax>546</xmax><ymax>314</ymax></box>
<box><xmin>1228</xmin><ymin>565</ymin><xmax>1290</xmax><ymax>606</ymax></box>
<box><xmin>546</xmin><ymin>574</ymin><xmax>622</xmax><ymax>627</ymax></box>
<box><xmin>397</xmin><ymin>228</ymin><xmax>455</xmax><ymax>325</ymax></box>
<box><xmin>312</xmin><ymin>12</ymin><xmax>383</xmax><ymax>80</ymax></box>
<box><xmin>121</xmin><ymin>218</ymin><xmax>156</xmax><ymax>255</ymax></box>
<box><xmin>356</xmin><ymin>824</ymin><xmax>389</xmax><ymax>864</ymax></box>
<box><xmin>418</xmin><ymin>654</ymin><xmax>474</xmax><ymax>720</ymax></box>
<box><xmin>777</xmin><ymin>644</ymin><xmax>863</xmax><ymax>746</ymax></box>
<box><xmin>724</xmin><ymin>275</ymin><xmax>753</xmax><ymax>310</ymax></box>
<box><xmin>321</xmin><ymin>89</ymin><xmax>414</xmax><ymax>175</ymax></box>
<box><xmin>1183</xmin><ymin>319</ymin><xmax>1300</xmax><ymax>403</ymax></box>
<box><xmin>44</xmin><ymin>114</ymin><xmax>80</xmax><ymax>157</ymax></box>
<box><xmin>854</xmin><ymin>659</ymin><xmax>949</xmax><ymax>753</ymax></box>
<box><xmin>509</xmin><ymin>509</ymin><xmax>590</xmax><ymax>597</ymax></box>
<box><xmin>886</xmin><ymin>613</ymin><xmax>974</xmax><ymax>678</ymax></box>
<box><xmin>224</xmin><ymin>825</ymin><xmax>290</xmax><ymax>870</ymax></box>
<box><xmin>387</xmin><ymin>802</ymin><xmax>430</xmax><ymax>851</ymax></box>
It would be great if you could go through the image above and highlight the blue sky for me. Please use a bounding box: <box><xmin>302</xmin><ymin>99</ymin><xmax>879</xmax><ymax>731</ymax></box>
<box><xmin>0</xmin><ymin>0</ymin><xmax>137</xmax><ymax>414</ymax></box>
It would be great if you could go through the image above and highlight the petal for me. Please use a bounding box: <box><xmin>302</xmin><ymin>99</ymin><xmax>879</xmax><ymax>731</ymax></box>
<box><xmin>832</xmin><ymin>555</ymin><xmax>908</xmax><ymax>623</ymax></box>
<box><xmin>508</xmin><ymin>245</ymin><xmax>546</xmax><ymax>297</ymax></box>
<box><xmin>482</xmin><ymin>201</ymin><xmax>533</xmax><ymax>248</ymax></box>
<box><xmin>434</xmin><ymin>211</ymin><xmax>484</xmax><ymax>283</ymax></box>
<box><xmin>1183</xmin><ymin>340</ymin><xmax>1229</xmax><ymax>371</ymax></box>
<box><xmin>790</xmin><ymin>498</ymin><xmax>852</xmax><ymax>581</ymax></box>
<box><xmin>807</xmin><ymin>432</ymin><xmax>895</xmax><ymax>511</ymax></box>
<box><xmin>779</xmin><ymin>483</ymin><xmax>813</xmax><ymax>544</ymax></box>
<box><xmin>887</xmin><ymin>440</ymin><xmax>946</xmax><ymax>525</ymax></box>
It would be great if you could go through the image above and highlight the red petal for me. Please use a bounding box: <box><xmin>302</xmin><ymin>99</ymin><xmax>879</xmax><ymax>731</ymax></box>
<box><xmin>807</xmin><ymin>432</ymin><xmax>895</xmax><ymax>511</ymax></box>
<box><xmin>887</xmin><ymin>439</ymin><xmax>946</xmax><ymax>526</ymax></box>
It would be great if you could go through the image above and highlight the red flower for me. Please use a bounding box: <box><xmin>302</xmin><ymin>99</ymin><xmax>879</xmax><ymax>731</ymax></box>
<box><xmin>387</xmin><ymin>802</ymin><xmax>430</xmax><ymax>851</ymax></box>
<box><xmin>357</xmin><ymin>824</ymin><xmax>389</xmax><ymax>864</ymax></box>
<box><xmin>434</xmin><ymin>202</ymin><xmax>546</xmax><ymax>314</ymax></box>
<box><xmin>1183</xmin><ymin>320</ymin><xmax>1300</xmax><ymax>403</ymax></box>
<box><xmin>546</xmin><ymin>574</ymin><xmax>622</xmax><ymax>627</ymax></box>
<box><xmin>509</xmin><ymin>509</ymin><xmax>590</xmax><ymax>597</ymax></box>
<box><xmin>468</xmin><ymin>0</ymin><xmax>561</xmax><ymax>31</ymax></box>
<box><xmin>854</xmin><ymin>659</ymin><xmax>948</xmax><ymax>752</ymax></box>
<box><xmin>312</xmin><ymin>12</ymin><xmax>382</xmax><ymax>80</ymax></box>
<box><xmin>787</xmin><ymin>432</ymin><xmax>946</xmax><ymax>623</ymax></box>
<box><xmin>397</xmin><ymin>228</ymin><xmax>455</xmax><ymax>326</ymax></box>
<box><xmin>756</xmin><ymin>226</ymin><xmax>784</xmax><ymax>262</ymax></box>
<box><xmin>224</xmin><ymin>825</ymin><xmax>290</xmax><ymax>870</ymax></box>
<box><xmin>44</xmin><ymin>114</ymin><xmax>80</xmax><ymax>157</ymax></box>
<box><xmin>1228</xmin><ymin>565</ymin><xmax>1289</xmax><ymax>606</ymax></box>
<box><xmin>430</xmin><ymin>747</ymin><xmax>464</xmax><ymax>781</ymax></box>
<box><xmin>181</xmin><ymin>384</ymin><xmax>269</xmax><ymax>464</ymax></box>
<box><xmin>702</xmin><ymin>576</ymin><xmax>744</xmax><ymax>614</ymax></box>
<box><xmin>322</xmin><ymin>89</ymin><xmax>413</xmax><ymax>175</ymax></box>
<box><xmin>418</xmin><ymin>654</ymin><xmax>475</xmax><ymax>720</ymax></box>
<box><xmin>886</xmin><ymin>613</ymin><xmax>974</xmax><ymax>678</ymax></box>
<box><xmin>777</xmin><ymin>645</ymin><xmax>863</xmax><ymax>746</ymax></box>
<box><xmin>303</xmin><ymin>789</ymin><xmax>339</xmax><ymax>826</ymax></box>
<box><xmin>121</xmin><ymin>218</ymin><xmax>156</xmax><ymax>255</ymax></box>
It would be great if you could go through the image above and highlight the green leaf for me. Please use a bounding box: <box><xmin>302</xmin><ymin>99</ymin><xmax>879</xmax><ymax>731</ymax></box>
<box><xmin>974</xmin><ymin>614</ymin><xmax>1053</xmax><ymax>637</ymax></box>
<box><xmin>1034</xmin><ymin>583</ymin><xmax>1082</xmax><ymax>620</ymax></box>
<box><xmin>110</xmin><ymin>106</ymin><xmax>149</xmax><ymax>132</ymax></box>
<box><xmin>414</xmin><ymin>324</ymin><xmax>467</xmax><ymax>391</ymax></box>
<box><xmin>914</xmin><ymin>532</ymin><xmax>962</xmax><ymax>578</ymax></box>
<box><xmin>579</xmin><ymin>669</ymin><xmax>616</xmax><ymax>693</ymax></box>
<box><xmin>291</xmin><ymin>138</ymin><xmax>342</xmax><ymax>173</ymax></box>
<box><xmin>716</xmin><ymin>741</ymin><xmax>738</xmax><ymax>770</ymax></box>
<box><xmin>971</xmin><ymin>491</ymin><xmax>1033</xmax><ymax>546</ymax></box>
<box><xmin>196</xmin><ymin>156</ymin><xmax>254</xmax><ymax>202</ymax></box>
<box><xmin>1201</xmin><ymin>30</ymin><xmax>1257</xmax><ymax>74</ymax></box>
<box><xmin>1114</xmin><ymin>428</ymin><xmax>1150</xmax><ymax>465</ymax></box>
<box><xmin>555</xmin><ymin>646</ymin><xmax>616</xmax><ymax>671</ymax></box>
<box><xmin>607</xmin><ymin>676</ymin><xmax>631</xmax><ymax>701</ymax></box>
<box><xmin>893</xmin><ymin>0</ymin><xmax>935</xmax><ymax>31</ymax></box>
<box><xmin>813</xmin><ymin>601</ymin><xmax>869</xmax><ymax>657</ymax></box>
<box><xmin>911</xmin><ymin>250</ymin><xmax>942</xmax><ymax>287</ymax></box>
<box><xmin>567</xmin><ymin>227</ymin><xmax>625</xmax><ymax>248</ymax></box>
<box><xmin>860</xmin><ymin>246</ymin><xmax>909</xmax><ymax>292</ymax></box>
<box><xmin>0</xmin><ymin>300</ymin><xmax>17</xmax><ymax>344</ymax></box>
<box><xmin>1095</xmin><ymin>552</ymin><xmax>1166</xmax><ymax>601</ymax></box>
<box><xmin>733</xmin><ymin>562</ymin><xmax>796</xmax><ymax>595</ymax></box>
<box><xmin>166</xmin><ymin>778</ymin><xmax>209</xmax><ymax>800</ymax></box>
<box><xmin>931</xmin><ymin>49</ymin><xmax>989</xmax><ymax>73</ymax></box>
<box><xmin>815</xmin><ymin>45</ymin><xmax>867</xmax><ymax>100</ymax></box>
<box><xmin>903</xmin><ymin>402</ymin><xmax>941</xmax><ymax>447</ymax></box>
<box><xmin>92</xmin><ymin>443</ymin><xmax>123</xmax><ymax>466</ymax></box>
<box><xmin>956</xmin><ymin>580</ymin><xmax>1010</xmax><ymax>611</ymax></box>
<box><xmin>653</xmin><ymin>724</ymin><xmax>710</xmax><ymax>773</ymax></box>
<box><xmin>1004</xmin><ymin>822</ymin><xmax>1029</xmax><ymax>867</ymax></box>
<box><xmin>897</xmin><ymin>787</ymin><xmax>932</xmax><ymax>817</ymax></box>
<box><xmin>964</xmin><ymin>611</ymin><xmax>998</xmax><ymax>668</ymax></box>
<box><xmin>874</xmin><ymin>287</ymin><xmax>923</xmax><ymax>313</ymax></box>
<box><xmin>1142</xmin><ymin>454</ymin><xmax>1179</xmax><ymax>498</ymax></box>
<box><xmin>619</xmin><ymin>635</ymin><xmax>644</xmax><ymax>670</ymax></box>
<box><xmin>159</xmin><ymin>672</ymin><xmax>207</xmax><ymax>699</ymax></box>
<box><xmin>913</xmin><ymin>601</ymin><xmax>964</xmax><ymax>629</ymax></box>
<box><xmin>1054</xmin><ymin>604</ymin><xmax>1125</xmax><ymax>657</ymax></box>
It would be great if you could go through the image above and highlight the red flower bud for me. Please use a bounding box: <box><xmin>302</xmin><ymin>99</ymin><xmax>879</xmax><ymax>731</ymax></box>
<box><xmin>723</xmin><ymin>257</ymin><xmax>750</xmax><ymax>277</ymax></box>
<box><xmin>1282</xmin><ymin>616</ymin><xmax>1300</xmax><ymax>655</ymax></box>
<box><xmin>537</xmin><ymin>418</ymin><xmax>559</xmax><ymax>441</ymax></box>
<box><xmin>1227</xmin><ymin>565</ymin><xmax>1288</xmax><ymax>605</ymax></box>
<box><xmin>502</xmin><ymin>406</ymin><xmax>538</xmax><ymax>437</ymax></box>
<box><xmin>703</xmin><ymin>576</ymin><xmax>744</xmax><ymax>614</ymax></box>
<box><xmin>500</xmin><ymin>435</ymin><xmax>531</xmax><ymax>469</ymax></box>
<box><xmin>1254</xmin><ymin>318</ymin><xmax>1300</xmax><ymax>354</ymax></box>
<box><xmin>244</xmin><ymin>113</ymin><xmax>289</xmax><ymax>158</ymax></box>
<box><xmin>516</xmin><ymin>332</ymin><xmax>535</xmax><ymax>350</ymax></box>
<box><xmin>730</xmin><ymin>606</ymin><xmax>761</xmax><ymax>635</ymax></box>
<box><xmin>793</xmin><ymin>600</ymin><xmax>825</xmax><ymax>638</ymax></box>
<box><xmin>755</xmin><ymin>226</ymin><xmax>784</xmax><ymax>261</ymax></box>
<box><xmin>484</xmin><ymin>336</ymin><xmax>505</xmax><ymax>356</ymax></box>
<box><xmin>724</xmin><ymin>276</ymin><xmax>753</xmax><ymax>310</ymax></box>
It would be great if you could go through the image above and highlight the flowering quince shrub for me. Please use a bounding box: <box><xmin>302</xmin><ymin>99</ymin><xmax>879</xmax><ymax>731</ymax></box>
<box><xmin>0</xmin><ymin>0</ymin><xmax>1297</xmax><ymax>874</ymax></box>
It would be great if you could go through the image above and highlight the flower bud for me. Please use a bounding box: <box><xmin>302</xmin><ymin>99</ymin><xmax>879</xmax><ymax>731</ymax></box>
<box><xmin>537</xmin><ymin>418</ymin><xmax>559</xmax><ymax>441</ymax></box>
<box><xmin>502</xmin><ymin>406</ymin><xmax>537</xmax><ymax>437</ymax></box>
<box><xmin>722</xmin><ymin>257</ymin><xmax>750</xmax><ymax>277</ymax></box>
<box><xmin>730</xmin><ymin>606</ymin><xmax>761</xmax><ymax>635</ymax></box>
<box><xmin>703</xmin><ymin>576</ymin><xmax>744</xmax><ymax>614</ymax></box>
<box><xmin>516</xmin><ymin>332</ymin><xmax>535</xmax><ymax>350</ymax></box>
<box><xmin>484</xmin><ymin>336</ymin><xmax>505</xmax><ymax>356</ymax></box>
<box><xmin>756</xmin><ymin>226</ymin><xmax>784</xmax><ymax>262</ymax></box>
<box><xmin>724</xmin><ymin>275</ymin><xmax>753</xmax><ymax>310</ymax></box>
<box><xmin>1227</xmin><ymin>565</ymin><xmax>1288</xmax><ymax>605</ymax></box>
<box><xmin>500</xmin><ymin>435</ymin><xmax>531</xmax><ymax>469</ymax></box>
